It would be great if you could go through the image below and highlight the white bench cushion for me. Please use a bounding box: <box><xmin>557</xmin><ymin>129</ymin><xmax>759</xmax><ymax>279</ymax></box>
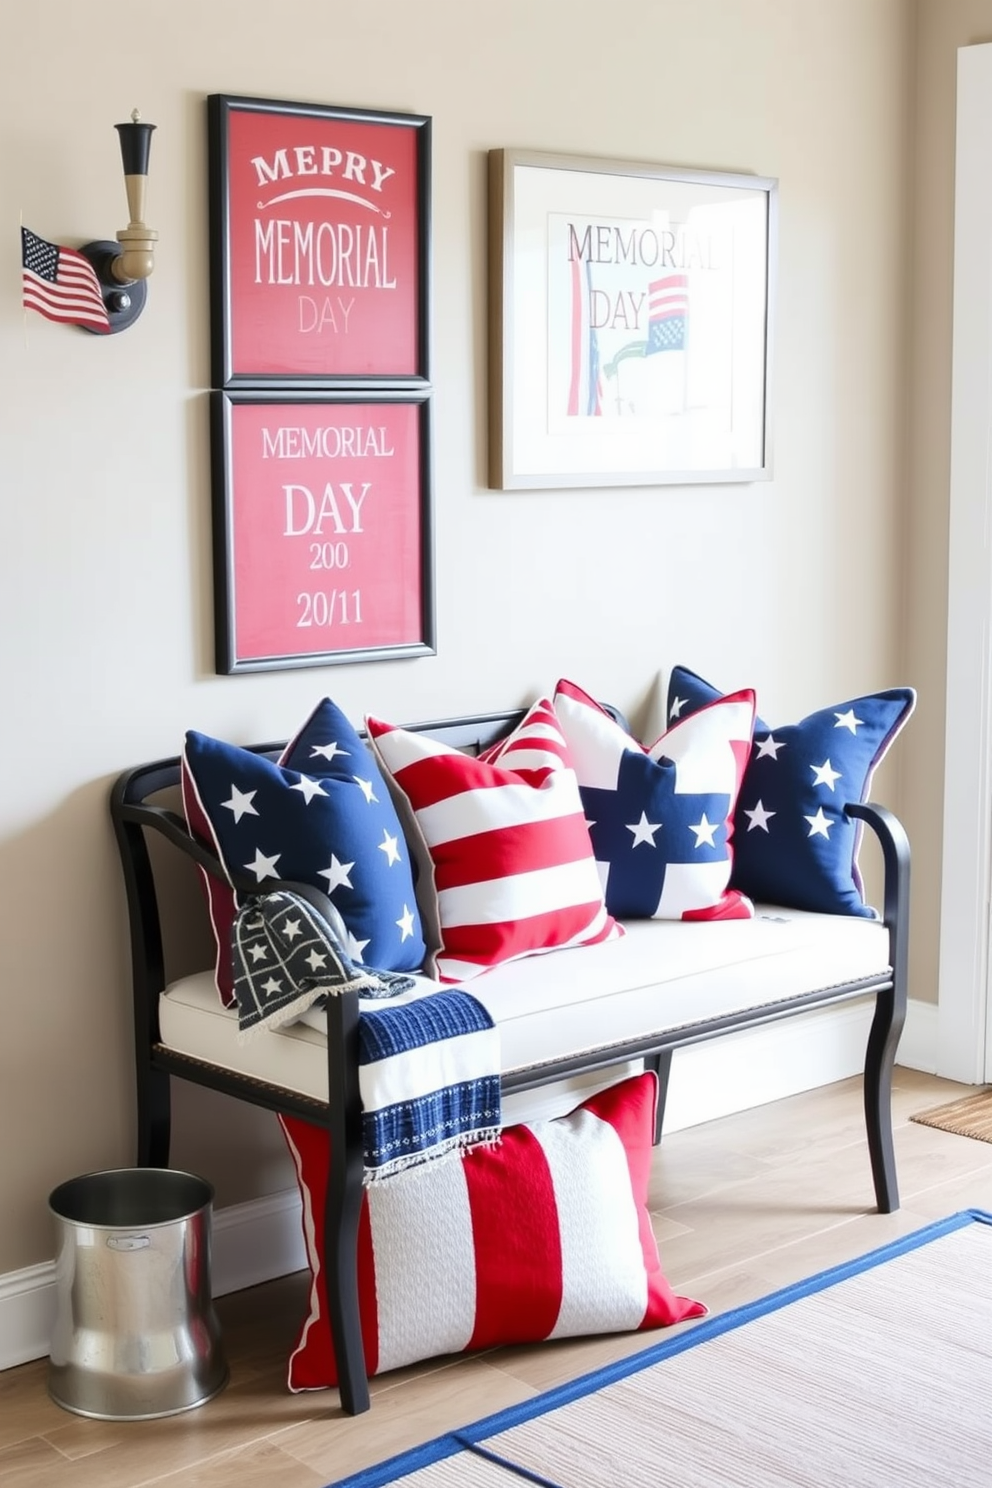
<box><xmin>159</xmin><ymin>906</ymin><xmax>890</xmax><ymax>1122</ymax></box>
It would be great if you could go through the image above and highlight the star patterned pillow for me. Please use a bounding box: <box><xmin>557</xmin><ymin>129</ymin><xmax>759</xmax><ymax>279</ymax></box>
<box><xmin>666</xmin><ymin>665</ymin><xmax>917</xmax><ymax>916</ymax></box>
<box><xmin>182</xmin><ymin>697</ymin><xmax>426</xmax><ymax>1007</ymax></box>
<box><xmin>552</xmin><ymin>678</ymin><xmax>756</xmax><ymax>921</ymax></box>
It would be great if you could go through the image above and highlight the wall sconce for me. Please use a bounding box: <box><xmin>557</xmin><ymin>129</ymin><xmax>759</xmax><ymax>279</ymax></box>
<box><xmin>80</xmin><ymin>110</ymin><xmax>157</xmax><ymax>334</ymax></box>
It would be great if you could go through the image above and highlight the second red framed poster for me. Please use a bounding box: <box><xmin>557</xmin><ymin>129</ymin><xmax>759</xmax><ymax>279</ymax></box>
<box><xmin>211</xmin><ymin>391</ymin><xmax>435</xmax><ymax>672</ymax></box>
<box><xmin>208</xmin><ymin>94</ymin><xmax>431</xmax><ymax>388</ymax></box>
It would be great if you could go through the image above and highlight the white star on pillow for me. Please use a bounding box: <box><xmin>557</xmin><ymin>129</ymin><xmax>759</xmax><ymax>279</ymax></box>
<box><xmin>810</xmin><ymin>760</ymin><xmax>842</xmax><ymax>791</ymax></box>
<box><xmin>626</xmin><ymin>811</ymin><xmax>662</xmax><ymax>848</ymax></box>
<box><xmin>319</xmin><ymin>855</ymin><xmax>354</xmax><ymax>893</ymax></box>
<box><xmin>290</xmin><ymin>775</ymin><xmax>328</xmax><ymax>804</ymax></box>
<box><xmin>245</xmin><ymin>848</ymin><xmax>281</xmax><ymax>881</ymax></box>
<box><xmin>743</xmin><ymin>800</ymin><xmax>775</xmax><ymax>833</ymax></box>
<box><xmin>222</xmin><ymin>785</ymin><xmax>258</xmax><ymax>822</ymax></box>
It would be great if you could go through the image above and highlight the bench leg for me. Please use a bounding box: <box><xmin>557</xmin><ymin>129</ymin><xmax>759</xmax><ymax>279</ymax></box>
<box><xmin>644</xmin><ymin>1050</ymin><xmax>673</xmax><ymax>1146</ymax></box>
<box><xmin>864</xmin><ymin>986</ymin><xmax>905</xmax><ymax>1214</ymax></box>
<box><xmin>324</xmin><ymin>1137</ymin><xmax>371</xmax><ymax>1415</ymax></box>
<box><xmin>325</xmin><ymin>989</ymin><xmax>371</xmax><ymax>1415</ymax></box>
<box><xmin>136</xmin><ymin>1064</ymin><xmax>171</xmax><ymax>1168</ymax></box>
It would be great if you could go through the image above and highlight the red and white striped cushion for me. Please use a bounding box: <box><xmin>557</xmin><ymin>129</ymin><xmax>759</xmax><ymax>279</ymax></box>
<box><xmin>280</xmin><ymin>1072</ymin><xmax>705</xmax><ymax>1389</ymax></box>
<box><xmin>366</xmin><ymin>698</ymin><xmax>620</xmax><ymax>982</ymax></box>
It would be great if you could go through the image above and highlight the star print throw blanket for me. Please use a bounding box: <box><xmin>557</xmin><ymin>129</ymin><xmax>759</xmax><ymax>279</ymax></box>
<box><xmin>231</xmin><ymin>890</ymin><xmax>502</xmax><ymax>1181</ymax></box>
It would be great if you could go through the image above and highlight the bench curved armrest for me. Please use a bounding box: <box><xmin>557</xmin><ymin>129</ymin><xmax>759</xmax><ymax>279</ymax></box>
<box><xmin>845</xmin><ymin>800</ymin><xmax>910</xmax><ymax>1002</ymax></box>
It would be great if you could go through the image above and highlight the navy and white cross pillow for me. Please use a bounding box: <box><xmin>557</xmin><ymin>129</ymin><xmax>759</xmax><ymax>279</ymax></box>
<box><xmin>182</xmin><ymin>697</ymin><xmax>426</xmax><ymax>1007</ymax></box>
<box><xmin>666</xmin><ymin>665</ymin><xmax>916</xmax><ymax>917</ymax></box>
<box><xmin>553</xmin><ymin>678</ymin><xmax>756</xmax><ymax>921</ymax></box>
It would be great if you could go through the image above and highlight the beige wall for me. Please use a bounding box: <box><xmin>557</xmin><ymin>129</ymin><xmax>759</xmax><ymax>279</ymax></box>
<box><xmin>0</xmin><ymin>0</ymin><xmax>915</xmax><ymax>1275</ymax></box>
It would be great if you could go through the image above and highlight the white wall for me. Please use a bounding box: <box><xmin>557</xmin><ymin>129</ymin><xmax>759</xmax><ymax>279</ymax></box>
<box><xmin>0</xmin><ymin>0</ymin><xmax>913</xmax><ymax>1276</ymax></box>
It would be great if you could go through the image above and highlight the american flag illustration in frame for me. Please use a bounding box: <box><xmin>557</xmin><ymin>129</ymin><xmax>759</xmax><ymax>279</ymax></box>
<box><xmin>488</xmin><ymin>149</ymin><xmax>777</xmax><ymax>489</ymax></box>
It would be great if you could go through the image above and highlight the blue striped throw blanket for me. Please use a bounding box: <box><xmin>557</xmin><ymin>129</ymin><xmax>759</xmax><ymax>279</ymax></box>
<box><xmin>231</xmin><ymin>890</ymin><xmax>501</xmax><ymax>1181</ymax></box>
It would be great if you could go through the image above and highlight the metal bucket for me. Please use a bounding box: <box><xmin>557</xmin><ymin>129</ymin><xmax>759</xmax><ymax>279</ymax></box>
<box><xmin>47</xmin><ymin>1168</ymin><xmax>228</xmax><ymax>1420</ymax></box>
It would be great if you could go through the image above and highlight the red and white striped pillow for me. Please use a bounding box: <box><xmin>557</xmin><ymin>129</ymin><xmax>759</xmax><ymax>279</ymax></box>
<box><xmin>280</xmin><ymin>1072</ymin><xmax>705</xmax><ymax>1390</ymax></box>
<box><xmin>366</xmin><ymin>698</ymin><xmax>620</xmax><ymax>982</ymax></box>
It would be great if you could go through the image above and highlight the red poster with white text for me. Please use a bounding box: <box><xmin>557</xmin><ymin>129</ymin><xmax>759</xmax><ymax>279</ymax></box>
<box><xmin>225</xmin><ymin>108</ymin><xmax>420</xmax><ymax>379</ymax></box>
<box><xmin>226</xmin><ymin>400</ymin><xmax>424</xmax><ymax>663</ymax></box>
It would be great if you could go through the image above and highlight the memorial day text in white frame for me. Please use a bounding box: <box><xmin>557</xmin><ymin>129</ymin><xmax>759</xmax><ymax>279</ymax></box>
<box><xmin>488</xmin><ymin>149</ymin><xmax>777</xmax><ymax>489</ymax></box>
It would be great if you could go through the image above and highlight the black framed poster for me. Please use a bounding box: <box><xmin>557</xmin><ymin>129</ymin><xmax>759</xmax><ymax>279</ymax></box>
<box><xmin>211</xmin><ymin>389</ymin><xmax>435</xmax><ymax>672</ymax></box>
<box><xmin>208</xmin><ymin>93</ymin><xmax>431</xmax><ymax>389</ymax></box>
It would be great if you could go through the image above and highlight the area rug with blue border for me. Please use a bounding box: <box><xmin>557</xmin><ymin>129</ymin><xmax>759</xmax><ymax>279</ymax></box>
<box><xmin>326</xmin><ymin>1209</ymin><xmax>992</xmax><ymax>1488</ymax></box>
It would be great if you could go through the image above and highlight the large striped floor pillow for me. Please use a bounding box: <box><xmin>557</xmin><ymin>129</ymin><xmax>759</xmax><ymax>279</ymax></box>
<box><xmin>365</xmin><ymin>697</ymin><xmax>619</xmax><ymax>982</ymax></box>
<box><xmin>280</xmin><ymin>1072</ymin><xmax>704</xmax><ymax>1390</ymax></box>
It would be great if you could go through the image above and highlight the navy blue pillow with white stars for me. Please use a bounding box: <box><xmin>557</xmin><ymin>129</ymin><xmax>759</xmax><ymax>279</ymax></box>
<box><xmin>666</xmin><ymin>666</ymin><xmax>916</xmax><ymax>917</ymax></box>
<box><xmin>182</xmin><ymin>698</ymin><xmax>426</xmax><ymax>1006</ymax></box>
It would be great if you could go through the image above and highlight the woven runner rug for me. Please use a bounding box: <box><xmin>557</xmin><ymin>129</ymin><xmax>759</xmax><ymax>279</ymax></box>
<box><xmin>910</xmin><ymin>1088</ymin><xmax>992</xmax><ymax>1142</ymax></box>
<box><xmin>327</xmin><ymin>1210</ymin><xmax>992</xmax><ymax>1488</ymax></box>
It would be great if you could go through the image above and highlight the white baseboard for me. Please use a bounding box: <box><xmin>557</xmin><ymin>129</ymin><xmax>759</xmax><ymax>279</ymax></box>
<box><xmin>895</xmin><ymin>995</ymin><xmax>940</xmax><ymax>1074</ymax></box>
<box><xmin>664</xmin><ymin>992</ymin><xmax>941</xmax><ymax>1131</ymax></box>
<box><xmin>210</xmin><ymin>1187</ymin><xmax>308</xmax><ymax>1297</ymax></box>
<box><xmin>0</xmin><ymin>996</ymin><xmax>945</xmax><ymax>1373</ymax></box>
<box><xmin>662</xmin><ymin>997</ymin><xmax>875</xmax><ymax>1132</ymax></box>
<box><xmin>0</xmin><ymin>1261</ymin><xmax>57</xmax><ymax>1374</ymax></box>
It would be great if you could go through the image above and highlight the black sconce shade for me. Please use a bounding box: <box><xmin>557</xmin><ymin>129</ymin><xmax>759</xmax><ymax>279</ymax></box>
<box><xmin>116</xmin><ymin>119</ymin><xmax>155</xmax><ymax>177</ymax></box>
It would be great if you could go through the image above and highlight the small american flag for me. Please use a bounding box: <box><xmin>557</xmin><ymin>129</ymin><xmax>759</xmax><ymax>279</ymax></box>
<box><xmin>21</xmin><ymin>226</ymin><xmax>110</xmax><ymax>333</ymax></box>
<box><xmin>567</xmin><ymin>256</ymin><xmax>603</xmax><ymax>416</ymax></box>
<box><xmin>646</xmin><ymin>273</ymin><xmax>688</xmax><ymax>354</ymax></box>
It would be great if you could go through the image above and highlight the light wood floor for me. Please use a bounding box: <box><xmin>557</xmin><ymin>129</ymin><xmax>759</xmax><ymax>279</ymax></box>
<box><xmin>4</xmin><ymin>1066</ymin><xmax>991</xmax><ymax>1488</ymax></box>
